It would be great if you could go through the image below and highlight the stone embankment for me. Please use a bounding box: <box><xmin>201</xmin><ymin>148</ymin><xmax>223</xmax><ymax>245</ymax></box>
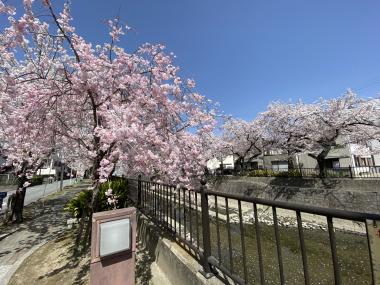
<box><xmin>208</xmin><ymin>198</ymin><xmax>366</xmax><ymax>234</ymax></box>
<box><xmin>209</xmin><ymin>176</ymin><xmax>380</xmax><ymax>213</ymax></box>
<box><xmin>208</xmin><ymin>176</ymin><xmax>380</xmax><ymax>233</ymax></box>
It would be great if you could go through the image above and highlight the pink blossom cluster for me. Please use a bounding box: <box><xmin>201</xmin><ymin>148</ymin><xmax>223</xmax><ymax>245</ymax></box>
<box><xmin>105</xmin><ymin>188</ymin><xmax>118</xmax><ymax>209</ymax></box>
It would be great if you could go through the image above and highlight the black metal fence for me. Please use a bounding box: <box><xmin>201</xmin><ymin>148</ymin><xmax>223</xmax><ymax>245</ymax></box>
<box><xmin>127</xmin><ymin>176</ymin><xmax>380</xmax><ymax>285</ymax></box>
<box><xmin>225</xmin><ymin>166</ymin><xmax>380</xmax><ymax>179</ymax></box>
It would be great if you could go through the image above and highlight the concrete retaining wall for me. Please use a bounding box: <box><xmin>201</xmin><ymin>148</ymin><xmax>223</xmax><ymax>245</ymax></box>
<box><xmin>137</xmin><ymin>213</ymin><xmax>224</xmax><ymax>285</ymax></box>
<box><xmin>208</xmin><ymin>176</ymin><xmax>380</xmax><ymax>214</ymax></box>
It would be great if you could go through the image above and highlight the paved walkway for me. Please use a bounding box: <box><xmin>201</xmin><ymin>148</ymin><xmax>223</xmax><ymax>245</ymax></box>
<box><xmin>0</xmin><ymin>182</ymin><xmax>88</xmax><ymax>285</ymax></box>
<box><xmin>0</xmin><ymin>186</ymin><xmax>17</xmax><ymax>193</ymax></box>
<box><xmin>1</xmin><ymin>180</ymin><xmax>74</xmax><ymax>213</ymax></box>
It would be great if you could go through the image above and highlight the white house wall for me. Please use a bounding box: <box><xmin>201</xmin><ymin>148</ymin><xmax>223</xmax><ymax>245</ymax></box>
<box><xmin>207</xmin><ymin>155</ymin><xmax>235</xmax><ymax>170</ymax></box>
<box><xmin>296</xmin><ymin>153</ymin><xmax>318</xmax><ymax>169</ymax></box>
<box><xmin>36</xmin><ymin>159</ymin><xmax>56</xmax><ymax>176</ymax></box>
<box><xmin>338</xmin><ymin>157</ymin><xmax>351</xmax><ymax>168</ymax></box>
<box><xmin>37</xmin><ymin>168</ymin><xmax>56</xmax><ymax>176</ymax></box>
<box><xmin>373</xmin><ymin>154</ymin><xmax>380</xmax><ymax>165</ymax></box>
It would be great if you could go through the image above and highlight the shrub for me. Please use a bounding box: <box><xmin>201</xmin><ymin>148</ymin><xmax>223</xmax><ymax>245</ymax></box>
<box><xmin>30</xmin><ymin>175</ymin><xmax>44</xmax><ymax>186</ymax></box>
<box><xmin>279</xmin><ymin>169</ymin><xmax>302</xmax><ymax>177</ymax></box>
<box><xmin>98</xmin><ymin>178</ymin><xmax>130</xmax><ymax>211</ymax></box>
<box><xmin>326</xmin><ymin>169</ymin><xmax>350</xmax><ymax>178</ymax></box>
<box><xmin>64</xmin><ymin>189</ymin><xmax>93</xmax><ymax>219</ymax></box>
<box><xmin>65</xmin><ymin>177</ymin><xmax>129</xmax><ymax>219</ymax></box>
<box><xmin>247</xmin><ymin>169</ymin><xmax>274</xmax><ymax>177</ymax></box>
<box><xmin>247</xmin><ymin>169</ymin><xmax>302</xmax><ymax>178</ymax></box>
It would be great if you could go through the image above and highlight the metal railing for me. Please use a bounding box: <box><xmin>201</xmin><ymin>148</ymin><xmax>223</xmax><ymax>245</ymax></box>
<box><xmin>0</xmin><ymin>173</ymin><xmax>17</xmax><ymax>185</ymax></box>
<box><xmin>127</xmin><ymin>176</ymin><xmax>380</xmax><ymax>285</ymax></box>
<box><xmin>232</xmin><ymin>165</ymin><xmax>380</xmax><ymax>179</ymax></box>
<box><xmin>127</xmin><ymin>177</ymin><xmax>205</xmax><ymax>261</ymax></box>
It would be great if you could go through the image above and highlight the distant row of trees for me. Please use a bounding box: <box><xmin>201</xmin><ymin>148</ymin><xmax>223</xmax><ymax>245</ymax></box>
<box><xmin>212</xmin><ymin>91</ymin><xmax>379</xmax><ymax>174</ymax></box>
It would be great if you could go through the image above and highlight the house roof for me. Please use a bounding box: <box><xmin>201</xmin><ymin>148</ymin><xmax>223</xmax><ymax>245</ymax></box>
<box><xmin>325</xmin><ymin>147</ymin><xmax>350</xmax><ymax>159</ymax></box>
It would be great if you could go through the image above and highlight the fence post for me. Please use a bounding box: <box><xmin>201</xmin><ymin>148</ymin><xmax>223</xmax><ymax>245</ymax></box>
<box><xmin>199</xmin><ymin>179</ymin><xmax>214</xmax><ymax>278</ymax></box>
<box><xmin>349</xmin><ymin>166</ymin><xmax>353</xmax><ymax>179</ymax></box>
<box><xmin>137</xmin><ymin>174</ymin><xmax>142</xmax><ymax>207</ymax></box>
<box><xmin>366</xmin><ymin>219</ymin><xmax>380</xmax><ymax>285</ymax></box>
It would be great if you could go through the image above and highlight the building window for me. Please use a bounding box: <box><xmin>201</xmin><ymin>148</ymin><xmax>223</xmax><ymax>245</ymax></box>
<box><xmin>271</xmin><ymin>160</ymin><xmax>288</xmax><ymax>171</ymax></box>
<box><xmin>354</xmin><ymin>155</ymin><xmax>374</xmax><ymax>167</ymax></box>
<box><xmin>332</xmin><ymin>160</ymin><xmax>340</xmax><ymax>169</ymax></box>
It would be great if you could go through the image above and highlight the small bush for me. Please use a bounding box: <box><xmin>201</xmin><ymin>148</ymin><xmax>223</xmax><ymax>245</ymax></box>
<box><xmin>98</xmin><ymin>178</ymin><xmax>129</xmax><ymax>211</ymax></box>
<box><xmin>247</xmin><ymin>169</ymin><xmax>274</xmax><ymax>177</ymax></box>
<box><xmin>247</xmin><ymin>169</ymin><xmax>302</xmax><ymax>178</ymax></box>
<box><xmin>30</xmin><ymin>175</ymin><xmax>44</xmax><ymax>186</ymax></box>
<box><xmin>282</xmin><ymin>169</ymin><xmax>302</xmax><ymax>177</ymax></box>
<box><xmin>65</xmin><ymin>177</ymin><xmax>129</xmax><ymax>219</ymax></box>
<box><xmin>248</xmin><ymin>169</ymin><xmax>273</xmax><ymax>177</ymax></box>
<box><xmin>64</xmin><ymin>189</ymin><xmax>93</xmax><ymax>219</ymax></box>
<box><xmin>325</xmin><ymin>170</ymin><xmax>350</xmax><ymax>178</ymax></box>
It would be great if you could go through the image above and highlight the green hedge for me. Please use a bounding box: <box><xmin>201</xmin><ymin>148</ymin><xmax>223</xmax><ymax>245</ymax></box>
<box><xmin>247</xmin><ymin>169</ymin><xmax>302</xmax><ymax>178</ymax></box>
<box><xmin>30</xmin><ymin>175</ymin><xmax>44</xmax><ymax>186</ymax></box>
<box><xmin>65</xmin><ymin>178</ymin><xmax>129</xmax><ymax>219</ymax></box>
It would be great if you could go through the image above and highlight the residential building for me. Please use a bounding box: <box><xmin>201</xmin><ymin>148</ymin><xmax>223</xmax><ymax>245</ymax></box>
<box><xmin>262</xmin><ymin>149</ymin><xmax>289</xmax><ymax>171</ymax></box>
<box><xmin>207</xmin><ymin>139</ymin><xmax>380</xmax><ymax>176</ymax></box>
<box><xmin>244</xmin><ymin>155</ymin><xmax>264</xmax><ymax>170</ymax></box>
<box><xmin>36</xmin><ymin>155</ymin><xmax>72</xmax><ymax>180</ymax></box>
<box><xmin>207</xmin><ymin>155</ymin><xmax>236</xmax><ymax>174</ymax></box>
<box><xmin>36</xmin><ymin>158</ymin><xmax>57</xmax><ymax>176</ymax></box>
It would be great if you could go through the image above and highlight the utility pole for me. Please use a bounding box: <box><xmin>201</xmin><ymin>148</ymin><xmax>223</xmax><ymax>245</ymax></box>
<box><xmin>60</xmin><ymin>161</ymin><xmax>64</xmax><ymax>191</ymax></box>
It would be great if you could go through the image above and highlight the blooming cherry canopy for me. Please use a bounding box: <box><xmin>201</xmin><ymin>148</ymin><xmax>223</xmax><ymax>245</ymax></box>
<box><xmin>0</xmin><ymin>0</ymin><xmax>217</xmax><ymax>191</ymax></box>
<box><xmin>260</xmin><ymin>91</ymin><xmax>379</xmax><ymax>164</ymax></box>
<box><xmin>210</xmin><ymin>91</ymin><xmax>379</xmax><ymax>172</ymax></box>
<box><xmin>214</xmin><ymin>118</ymin><xmax>268</xmax><ymax>164</ymax></box>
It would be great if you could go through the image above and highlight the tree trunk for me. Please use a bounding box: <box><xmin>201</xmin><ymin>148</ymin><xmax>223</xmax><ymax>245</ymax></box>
<box><xmin>233</xmin><ymin>156</ymin><xmax>244</xmax><ymax>175</ymax></box>
<box><xmin>90</xmin><ymin>157</ymin><xmax>101</xmax><ymax>214</ymax></box>
<box><xmin>316</xmin><ymin>147</ymin><xmax>331</xmax><ymax>178</ymax></box>
<box><xmin>83</xmin><ymin>156</ymin><xmax>102</xmax><ymax>247</ymax></box>
<box><xmin>4</xmin><ymin>193</ymin><xmax>15</xmax><ymax>224</ymax></box>
<box><xmin>288</xmin><ymin>156</ymin><xmax>295</xmax><ymax>170</ymax></box>
<box><xmin>11</xmin><ymin>175</ymin><xmax>27</xmax><ymax>223</ymax></box>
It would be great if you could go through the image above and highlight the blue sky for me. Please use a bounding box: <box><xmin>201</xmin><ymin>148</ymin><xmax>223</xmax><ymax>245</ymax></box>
<box><xmin>4</xmin><ymin>0</ymin><xmax>380</xmax><ymax>120</ymax></box>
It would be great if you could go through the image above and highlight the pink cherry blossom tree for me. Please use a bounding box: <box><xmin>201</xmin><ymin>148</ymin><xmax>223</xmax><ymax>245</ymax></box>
<box><xmin>0</xmin><ymin>0</ymin><xmax>216</xmax><ymax>223</ymax></box>
<box><xmin>261</xmin><ymin>91</ymin><xmax>379</xmax><ymax>175</ymax></box>
<box><xmin>0</xmin><ymin>89</ymin><xmax>58</xmax><ymax>222</ymax></box>
<box><xmin>217</xmin><ymin>118</ymin><xmax>269</xmax><ymax>172</ymax></box>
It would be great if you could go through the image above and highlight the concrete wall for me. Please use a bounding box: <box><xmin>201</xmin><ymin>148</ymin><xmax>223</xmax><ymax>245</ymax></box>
<box><xmin>208</xmin><ymin>176</ymin><xmax>380</xmax><ymax>214</ymax></box>
<box><xmin>245</xmin><ymin>155</ymin><xmax>264</xmax><ymax>169</ymax></box>
<box><xmin>263</xmin><ymin>154</ymin><xmax>289</xmax><ymax>169</ymax></box>
<box><xmin>339</xmin><ymin>157</ymin><xmax>352</xmax><ymax>167</ymax></box>
<box><xmin>374</xmin><ymin>154</ymin><xmax>380</xmax><ymax>165</ymax></box>
<box><xmin>137</xmin><ymin>213</ymin><xmax>225</xmax><ymax>285</ymax></box>
<box><xmin>296</xmin><ymin>153</ymin><xmax>318</xmax><ymax>169</ymax></box>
